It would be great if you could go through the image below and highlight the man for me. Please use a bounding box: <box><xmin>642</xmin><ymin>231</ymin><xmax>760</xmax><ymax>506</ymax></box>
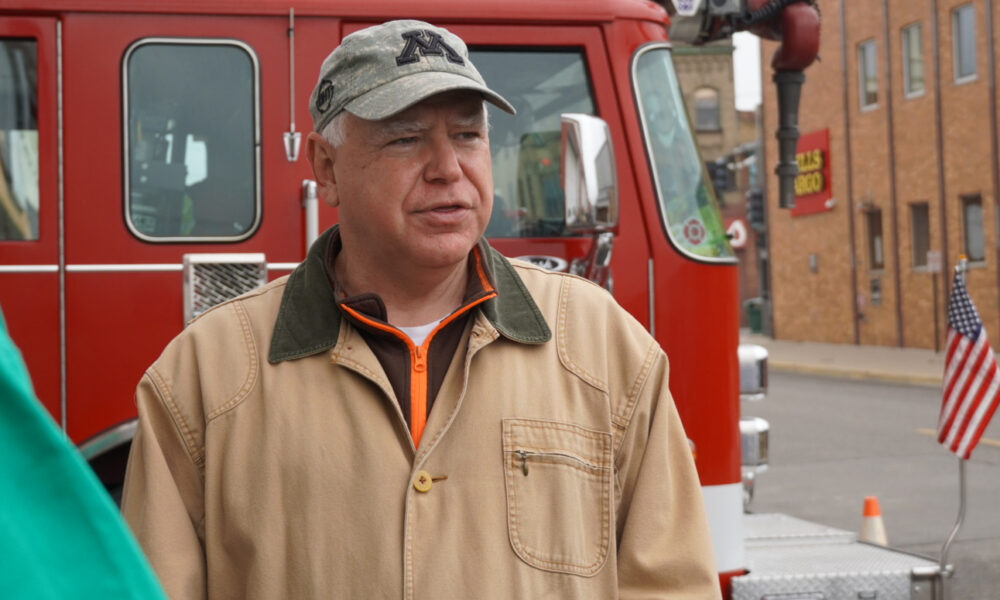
<box><xmin>122</xmin><ymin>20</ymin><xmax>720</xmax><ymax>599</ymax></box>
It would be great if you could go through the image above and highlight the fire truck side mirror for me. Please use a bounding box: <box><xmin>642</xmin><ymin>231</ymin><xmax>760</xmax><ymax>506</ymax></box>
<box><xmin>560</xmin><ymin>113</ymin><xmax>619</xmax><ymax>234</ymax></box>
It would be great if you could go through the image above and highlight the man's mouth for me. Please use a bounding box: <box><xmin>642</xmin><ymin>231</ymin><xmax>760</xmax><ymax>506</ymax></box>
<box><xmin>420</xmin><ymin>201</ymin><xmax>470</xmax><ymax>213</ymax></box>
<box><xmin>416</xmin><ymin>203</ymin><xmax>473</xmax><ymax>226</ymax></box>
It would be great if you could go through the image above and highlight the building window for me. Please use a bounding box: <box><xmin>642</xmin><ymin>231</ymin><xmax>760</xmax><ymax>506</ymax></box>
<box><xmin>953</xmin><ymin>4</ymin><xmax>977</xmax><ymax>82</ymax></box>
<box><xmin>911</xmin><ymin>203</ymin><xmax>930</xmax><ymax>268</ymax></box>
<box><xmin>124</xmin><ymin>39</ymin><xmax>260</xmax><ymax>241</ymax></box>
<box><xmin>0</xmin><ymin>39</ymin><xmax>38</xmax><ymax>241</ymax></box>
<box><xmin>902</xmin><ymin>23</ymin><xmax>925</xmax><ymax>97</ymax></box>
<box><xmin>866</xmin><ymin>208</ymin><xmax>884</xmax><ymax>270</ymax></box>
<box><xmin>962</xmin><ymin>195</ymin><xmax>985</xmax><ymax>262</ymax></box>
<box><xmin>693</xmin><ymin>87</ymin><xmax>720</xmax><ymax>131</ymax></box>
<box><xmin>858</xmin><ymin>40</ymin><xmax>878</xmax><ymax>109</ymax></box>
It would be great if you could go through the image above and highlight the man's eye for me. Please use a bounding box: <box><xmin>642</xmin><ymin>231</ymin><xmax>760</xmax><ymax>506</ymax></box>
<box><xmin>389</xmin><ymin>136</ymin><xmax>419</xmax><ymax>146</ymax></box>
<box><xmin>457</xmin><ymin>131</ymin><xmax>482</xmax><ymax>141</ymax></box>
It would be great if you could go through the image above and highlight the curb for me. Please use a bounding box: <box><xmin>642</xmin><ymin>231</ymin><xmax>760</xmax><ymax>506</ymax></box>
<box><xmin>769</xmin><ymin>361</ymin><xmax>943</xmax><ymax>388</ymax></box>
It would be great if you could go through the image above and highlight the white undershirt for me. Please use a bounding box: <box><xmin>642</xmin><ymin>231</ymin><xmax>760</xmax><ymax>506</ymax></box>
<box><xmin>398</xmin><ymin>318</ymin><xmax>444</xmax><ymax>347</ymax></box>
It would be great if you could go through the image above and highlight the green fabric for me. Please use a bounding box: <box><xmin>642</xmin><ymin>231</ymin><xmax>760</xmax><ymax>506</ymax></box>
<box><xmin>480</xmin><ymin>246</ymin><xmax>551</xmax><ymax>344</ymax></box>
<box><xmin>0</xmin><ymin>310</ymin><xmax>166</xmax><ymax>599</ymax></box>
<box><xmin>269</xmin><ymin>225</ymin><xmax>551</xmax><ymax>363</ymax></box>
<box><xmin>269</xmin><ymin>227</ymin><xmax>344</xmax><ymax>362</ymax></box>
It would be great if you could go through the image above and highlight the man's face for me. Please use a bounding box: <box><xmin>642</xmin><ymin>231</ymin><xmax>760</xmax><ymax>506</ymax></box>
<box><xmin>323</xmin><ymin>91</ymin><xmax>493</xmax><ymax>273</ymax></box>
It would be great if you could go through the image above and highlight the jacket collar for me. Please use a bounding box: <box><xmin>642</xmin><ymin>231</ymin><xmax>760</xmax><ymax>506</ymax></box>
<box><xmin>268</xmin><ymin>226</ymin><xmax>551</xmax><ymax>363</ymax></box>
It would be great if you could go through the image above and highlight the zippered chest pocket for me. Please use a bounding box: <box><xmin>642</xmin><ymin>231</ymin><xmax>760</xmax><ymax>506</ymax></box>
<box><xmin>501</xmin><ymin>418</ymin><xmax>613</xmax><ymax>577</ymax></box>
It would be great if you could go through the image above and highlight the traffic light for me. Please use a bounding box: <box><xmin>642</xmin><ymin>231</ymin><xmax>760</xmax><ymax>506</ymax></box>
<box><xmin>706</xmin><ymin>158</ymin><xmax>730</xmax><ymax>197</ymax></box>
<box><xmin>746</xmin><ymin>188</ymin><xmax>765</xmax><ymax>232</ymax></box>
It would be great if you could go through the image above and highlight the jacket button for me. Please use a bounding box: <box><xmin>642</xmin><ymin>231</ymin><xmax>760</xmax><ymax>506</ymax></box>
<box><xmin>413</xmin><ymin>470</ymin><xmax>433</xmax><ymax>493</ymax></box>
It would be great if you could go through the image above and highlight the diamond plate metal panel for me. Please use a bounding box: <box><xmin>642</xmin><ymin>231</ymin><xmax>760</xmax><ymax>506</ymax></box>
<box><xmin>734</xmin><ymin>514</ymin><xmax>942</xmax><ymax>600</ymax></box>
<box><xmin>744</xmin><ymin>513</ymin><xmax>857</xmax><ymax>546</ymax></box>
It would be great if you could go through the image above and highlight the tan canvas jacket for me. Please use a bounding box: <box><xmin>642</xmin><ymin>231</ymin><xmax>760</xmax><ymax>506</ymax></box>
<box><xmin>121</xmin><ymin>228</ymin><xmax>721</xmax><ymax>599</ymax></box>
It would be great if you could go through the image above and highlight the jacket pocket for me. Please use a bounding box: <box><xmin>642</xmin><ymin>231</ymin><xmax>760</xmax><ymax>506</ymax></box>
<box><xmin>502</xmin><ymin>418</ymin><xmax>613</xmax><ymax>576</ymax></box>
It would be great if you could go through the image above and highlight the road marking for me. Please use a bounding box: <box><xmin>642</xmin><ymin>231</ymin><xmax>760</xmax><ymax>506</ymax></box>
<box><xmin>916</xmin><ymin>428</ymin><xmax>1000</xmax><ymax>448</ymax></box>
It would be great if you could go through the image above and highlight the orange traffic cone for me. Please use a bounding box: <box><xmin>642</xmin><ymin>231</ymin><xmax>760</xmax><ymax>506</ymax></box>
<box><xmin>860</xmin><ymin>496</ymin><xmax>888</xmax><ymax>545</ymax></box>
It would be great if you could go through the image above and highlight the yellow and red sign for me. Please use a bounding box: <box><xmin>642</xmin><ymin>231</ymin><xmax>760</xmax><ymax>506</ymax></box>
<box><xmin>791</xmin><ymin>129</ymin><xmax>832</xmax><ymax>217</ymax></box>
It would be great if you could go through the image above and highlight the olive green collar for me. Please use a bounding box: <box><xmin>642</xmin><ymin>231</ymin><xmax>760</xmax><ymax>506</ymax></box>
<box><xmin>268</xmin><ymin>226</ymin><xmax>551</xmax><ymax>363</ymax></box>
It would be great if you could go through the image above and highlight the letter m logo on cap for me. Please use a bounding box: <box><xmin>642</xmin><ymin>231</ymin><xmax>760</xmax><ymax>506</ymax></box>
<box><xmin>395</xmin><ymin>30</ymin><xmax>465</xmax><ymax>66</ymax></box>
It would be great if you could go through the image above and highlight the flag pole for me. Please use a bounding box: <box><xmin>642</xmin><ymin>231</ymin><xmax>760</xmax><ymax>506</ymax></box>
<box><xmin>936</xmin><ymin>458</ymin><xmax>965</xmax><ymax>597</ymax></box>
<box><xmin>935</xmin><ymin>256</ymin><xmax>969</xmax><ymax>599</ymax></box>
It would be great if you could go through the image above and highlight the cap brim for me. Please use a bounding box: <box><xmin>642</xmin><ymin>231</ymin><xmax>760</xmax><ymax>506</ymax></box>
<box><xmin>343</xmin><ymin>71</ymin><xmax>516</xmax><ymax>120</ymax></box>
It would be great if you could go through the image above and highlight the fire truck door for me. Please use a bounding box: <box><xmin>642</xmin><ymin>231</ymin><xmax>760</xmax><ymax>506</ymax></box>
<box><xmin>61</xmin><ymin>13</ymin><xmax>321</xmax><ymax>445</ymax></box>
<box><xmin>0</xmin><ymin>17</ymin><xmax>61</xmax><ymax>424</ymax></box>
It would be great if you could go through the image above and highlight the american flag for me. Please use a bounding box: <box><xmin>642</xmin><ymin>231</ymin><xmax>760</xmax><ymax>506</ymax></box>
<box><xmin>938</xmin><ymin>271</ymin><xmax>1000</xmax><ymax>459</ymax></box>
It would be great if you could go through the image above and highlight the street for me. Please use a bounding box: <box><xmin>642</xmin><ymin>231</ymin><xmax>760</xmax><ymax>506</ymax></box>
<box><xmin>743</xmin><ymin>371</ymin><xmax>1000</xmax><ymax>599</ymax></box>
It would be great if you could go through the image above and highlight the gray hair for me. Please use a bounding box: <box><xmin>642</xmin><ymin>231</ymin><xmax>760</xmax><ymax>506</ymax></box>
<box><xmin>321</xmin><ymin>112</ymin><xmax>349</xmax><ymax>148</ymax></box>
<box><xmin>320</xmin><ymin>101</ymin><xmax>492</xmax><ymax>149</ymax></box>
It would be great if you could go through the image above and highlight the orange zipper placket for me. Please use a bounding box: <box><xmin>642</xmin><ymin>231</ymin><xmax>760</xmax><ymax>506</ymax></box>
<box><xmin>409</xmin><ymin>343</ymin><xmax>428</xmax><ymax>446</ymax></box>
<box><xmin>408</xmin><ymin>291</ymin><xmax>495</xmax><ymax>447</ymax></box>
<box><xmin>340</xmin><ymin>249</ymin><xmax>497</xmax><ymax>448</ymax></box>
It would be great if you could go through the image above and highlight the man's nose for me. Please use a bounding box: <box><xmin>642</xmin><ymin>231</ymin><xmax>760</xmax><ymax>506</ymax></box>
<box><xmin>423</xmin><ymin>133</ymin><xmax>463</xmax><ymax>183</ymax></box>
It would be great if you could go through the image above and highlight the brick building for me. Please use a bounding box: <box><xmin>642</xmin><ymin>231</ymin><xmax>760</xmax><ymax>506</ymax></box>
<box><xmin>674</xmin><ymin>42</ymin><xmax>742</xmax><ymax>162</ymax></box>
<box><xmin>761</xmin><ymin>0</ymin><xmax>1000</xmax><ymax>349</ymax></box>
<box><xmin>674</xmin><ymin>42</ymin><xmax>763</xmax><ymax>327</ymax></box>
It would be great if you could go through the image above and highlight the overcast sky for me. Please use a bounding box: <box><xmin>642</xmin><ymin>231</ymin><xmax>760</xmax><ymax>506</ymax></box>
<box><xmin>733</xmin><ymin>32</ymin><xmax>762</xmax><ymax>111</ymax></box>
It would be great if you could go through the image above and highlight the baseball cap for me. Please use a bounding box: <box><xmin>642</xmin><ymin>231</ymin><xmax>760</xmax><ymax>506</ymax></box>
<box><xmin>309</xmin><ymin>19</ymin><xmax>516</xmax><ymax>133</ymax></box>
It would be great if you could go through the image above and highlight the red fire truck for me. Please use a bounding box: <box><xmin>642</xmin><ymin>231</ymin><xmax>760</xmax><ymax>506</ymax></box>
<box><xmin>0</xmin><ymin>0</ymin><xmax>951</xmax><ymax>597</ymax></box>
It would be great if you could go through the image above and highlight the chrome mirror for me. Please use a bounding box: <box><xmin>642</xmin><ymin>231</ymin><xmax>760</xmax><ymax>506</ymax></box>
<box><xmin>561</xmin><ymin>113</ymin><xmax>618</xmax><ymax>233</ymax></box>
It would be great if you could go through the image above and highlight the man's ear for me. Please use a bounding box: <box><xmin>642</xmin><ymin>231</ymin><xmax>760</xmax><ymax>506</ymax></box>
<box><xmin>306</xmin><ymin>131</ymin><xmax>340</xmax><ymax>208</ymax></box>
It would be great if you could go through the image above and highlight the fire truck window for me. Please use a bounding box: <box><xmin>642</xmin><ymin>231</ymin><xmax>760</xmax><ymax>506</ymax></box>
<box><xmin>633</xmin><ymin>47</ymin><xmax>734</xmax><ymax>262</ymax></box>
<box><xmin>125</xmin><ymin>41</ymin><xmax>258</xmax><ymax>241</ymax></box>
<box><xmin>470</xmin><ymin>49</ymin><xmax>595</xmax><ymax>238</ymax></box>
<box><xmin>0</xmin><ymin>39</ymin><xmax>39</xmax><ymax>242</ymax></box>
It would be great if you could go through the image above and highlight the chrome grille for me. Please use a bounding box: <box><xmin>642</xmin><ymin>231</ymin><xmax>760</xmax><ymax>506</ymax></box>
<box><xmin>183</xmin><ymin>253</ymin><xmax>267</xmax><ymax>323</ymax></box>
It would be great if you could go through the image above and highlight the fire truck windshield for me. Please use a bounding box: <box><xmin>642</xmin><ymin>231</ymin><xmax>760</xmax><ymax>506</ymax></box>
<box><xmin>633</xmin><ymin>45</ymin><xmax>735</xmax><ymax>263</ymax></box>
<box><xmin>471</xmin><ymin>49</ymin><xmax>595</xmax><ymax>238</ymax></box>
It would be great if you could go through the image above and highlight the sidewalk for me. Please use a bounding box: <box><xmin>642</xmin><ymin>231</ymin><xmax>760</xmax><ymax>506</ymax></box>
<box><xmin>740</xmin><ymin>331</ymin><xmax>946</xmax><ymax>387</ymax></box>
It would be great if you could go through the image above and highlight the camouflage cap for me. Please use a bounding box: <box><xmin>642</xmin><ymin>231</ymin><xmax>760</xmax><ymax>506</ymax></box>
<box><xmin>309</xmin><ymin>20</ymin><xmax>515</xmax><ymax>133</ymax></box>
